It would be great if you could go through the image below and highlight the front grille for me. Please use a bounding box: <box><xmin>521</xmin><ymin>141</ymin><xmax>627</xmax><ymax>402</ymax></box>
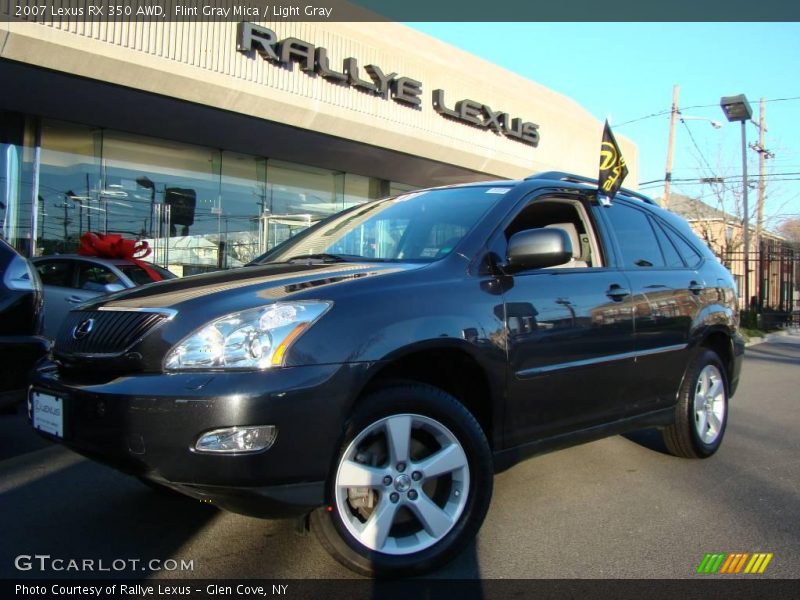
<box><xmin>55</xmin><ymin>310</ymin><xmax>169</xmax><ymax>356</ymax></box>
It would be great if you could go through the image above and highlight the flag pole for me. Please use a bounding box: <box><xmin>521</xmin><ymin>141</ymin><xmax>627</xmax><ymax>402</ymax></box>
<box><xmin>597</xmin><ymin>118</ymin><xmax>629</xmax><ymax>205</ymax></box>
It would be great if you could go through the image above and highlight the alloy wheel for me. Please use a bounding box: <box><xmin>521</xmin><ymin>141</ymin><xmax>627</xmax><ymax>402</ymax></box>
<box><xmin>693</xmin><ymin>364</ymin><xmax>726</xmax><ymax>445</ymax></box>
<box><xmin>334</xmin><ymin>413</ymin><xmax>470</xmax><ymax>555</ymax></box>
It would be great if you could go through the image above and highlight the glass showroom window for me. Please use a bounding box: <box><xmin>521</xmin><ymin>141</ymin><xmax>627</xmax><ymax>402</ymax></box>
<box><xmin>1</xmin><ymin>113</ymin><xmax>38</xmax><ymax>253</ymax></box>
<box><xmin>16</xmin><ymin>118</ymin><xmax>417</xmax><ymax>270</ymax></box>
<box><xmin>36</xmin><ymin>120</ymin><xmax>102</xmax><ymax>256</ymax></box>
<box><xmin>1</xmin><ymin>147</ymin><xmax>28</xmax><ymax>252</ymax></box>
<box><xmin>342</xmin><ymin>173</ymin><xmax>372</xmax><ymax>211</ymax></box>
<box><xmin>102</xmin><ymin>131</ymin><xmax>221</xmax><ymax>276</ymax></box>
<box><xmin>220</xmin><ymin>152</ymin><xmax>267</xmax><ymax>267</ymax></box>
<box><xmin>264</xmin><ymin>160</ymin><xmax>339</xmax><ymax>250</ymax></box>
<box><xmin>390</xmin><ymin>181</ymin><xmax>417</xmax><ymax>196</ymax></box>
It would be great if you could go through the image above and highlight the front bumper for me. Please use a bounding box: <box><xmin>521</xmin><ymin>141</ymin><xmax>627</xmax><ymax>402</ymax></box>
<box><xmin>30</xmin><ymin>361</ymin><xmax>370</xmax><ymax>517</ymax></box>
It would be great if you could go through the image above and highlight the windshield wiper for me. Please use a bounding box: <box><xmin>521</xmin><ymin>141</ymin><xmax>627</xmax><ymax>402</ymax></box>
<box><xmin>284</xmin><ymin>253</ymin><xmax>355</xmax><ymax>264</ymax></box>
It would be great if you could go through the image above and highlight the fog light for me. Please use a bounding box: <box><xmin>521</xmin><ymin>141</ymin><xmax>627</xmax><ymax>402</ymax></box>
<box><xmin>195</xmin><ymin>425</ymin><xmax>278</xmax><ymax>454</ymax></box>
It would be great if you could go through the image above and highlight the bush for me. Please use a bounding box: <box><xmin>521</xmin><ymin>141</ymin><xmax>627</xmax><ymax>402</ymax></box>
<box><xmin>740</xmin><ymin>310</ymin><xmax>759</xmax><ymax>330</ymax></box>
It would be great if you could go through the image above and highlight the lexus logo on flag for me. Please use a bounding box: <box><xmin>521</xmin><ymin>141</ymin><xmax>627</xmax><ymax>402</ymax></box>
<box><xmin>598</xmin><ymin>120</ymin><xmax>629</xmax><ymax>200</ymax></box>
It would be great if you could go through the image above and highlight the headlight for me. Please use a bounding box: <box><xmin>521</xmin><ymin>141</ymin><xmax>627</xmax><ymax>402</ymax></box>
<box><xmin>164</xmin><ymin>301</ymin><xmax>332</xmax><ymax>371</ymax></box>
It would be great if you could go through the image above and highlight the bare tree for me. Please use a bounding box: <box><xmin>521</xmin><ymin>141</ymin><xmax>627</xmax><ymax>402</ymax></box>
<box><xmin>777</xmin><ymin>217</ymin><xmax>800</xmax><ymax>247</ymax></box>
<box><xmin>225</xmin><ymin>231</ymin><xmax>260</xmax><ymax>266</ymax></box>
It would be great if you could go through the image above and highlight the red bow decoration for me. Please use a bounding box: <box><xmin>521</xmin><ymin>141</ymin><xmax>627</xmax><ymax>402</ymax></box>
<box><xmin>77</xmin><ymin>232</ymin><xmax>163</xmax><ymax>282</ymax></box>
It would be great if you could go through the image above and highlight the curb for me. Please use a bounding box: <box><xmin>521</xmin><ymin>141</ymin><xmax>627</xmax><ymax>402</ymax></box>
<box><xmin>745</xmin><ymin>328</ymin><xmax>800</xmax><ymax>348</ymax></box>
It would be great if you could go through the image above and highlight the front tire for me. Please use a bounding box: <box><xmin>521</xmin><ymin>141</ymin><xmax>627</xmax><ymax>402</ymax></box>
<box><xmin>311</xmin><ymin>384</ymin><xmax>493</xmax><ymax>577</ymax></box>
<box><xmin>662</xmin><ymin>349</ymin><xmax>729</xmax><ymax>458</ymax></box>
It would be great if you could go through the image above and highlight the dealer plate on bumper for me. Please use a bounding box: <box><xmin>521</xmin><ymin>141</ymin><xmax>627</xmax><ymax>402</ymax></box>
<box><xmin>31</xmin><ymin>391</ymin><xmax>64</xmax><ymax>438</ymax></box>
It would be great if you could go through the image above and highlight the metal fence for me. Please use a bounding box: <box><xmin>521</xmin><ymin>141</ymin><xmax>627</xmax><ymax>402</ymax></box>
<box><xmin>723</xmin><ymin>240</ymin><xmax>799</xmax><ymax>327</ymax></box>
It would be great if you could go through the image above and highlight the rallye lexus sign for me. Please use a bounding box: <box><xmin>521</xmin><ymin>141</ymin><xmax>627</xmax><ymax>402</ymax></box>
<box><xmin>237</xmin><ymin>22</ymin><xmax>540</xmax><ymax>147</ymax></box>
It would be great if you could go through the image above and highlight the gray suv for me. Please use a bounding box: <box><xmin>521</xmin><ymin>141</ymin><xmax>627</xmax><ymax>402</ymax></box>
<box><xmin>31</xmin><ymin>172</ymin><xmax>744</xmax><ymax>576</ymax></box>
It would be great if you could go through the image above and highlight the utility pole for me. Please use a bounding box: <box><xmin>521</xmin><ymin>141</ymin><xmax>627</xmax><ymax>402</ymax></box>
<box><xmin>755</xmin><ymin>98</ymin><xmax>767</xmax><ymax>308</ymax></box>
<box><xmin>748</xmin><ymin>98</ymin><xmax>775</xmax><ymax>310</ymax></box>
<box><xmin>663</xmin><ymin>84</ymin><xmax>679</xmax><ymax>209</ymax></box>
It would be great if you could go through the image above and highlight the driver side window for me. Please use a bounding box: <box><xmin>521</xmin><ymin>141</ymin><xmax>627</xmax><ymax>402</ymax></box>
<box><xmin>504</xmin><ymin>198</ymin><xmax>602</xmax><ymax>268</ymax></box>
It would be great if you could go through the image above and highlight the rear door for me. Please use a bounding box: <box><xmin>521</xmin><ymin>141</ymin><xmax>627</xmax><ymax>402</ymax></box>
<box><xmin>598</xmin><ymin>201</ymin><xmax>704</xmax><ymax>411</ymax></box>
<box><xmin>499</xmin><ymin>194</ymin><xmax>637</xmax><ymax>446</ymax></box>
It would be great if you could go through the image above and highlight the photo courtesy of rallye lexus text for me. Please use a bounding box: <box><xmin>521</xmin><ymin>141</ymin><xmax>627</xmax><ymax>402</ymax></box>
<box><xmin>29</xmin><ymin>172</ymin><xmax>744</xmax><ymax>577</ymax></box>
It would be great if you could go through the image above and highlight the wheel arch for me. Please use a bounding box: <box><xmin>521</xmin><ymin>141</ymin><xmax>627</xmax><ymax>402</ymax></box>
<box><xmin>356</xmin><ymin>341</ymin><xmax>500</xmax><ymax>450</ymax></box>
<box><xmin>698</xmin><ymin>327</ymin><xmax>736</xmax><ymax>394</ymax></box>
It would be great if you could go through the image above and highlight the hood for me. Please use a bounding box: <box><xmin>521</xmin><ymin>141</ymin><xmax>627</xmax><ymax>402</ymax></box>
<box><xmin>84</xmin><ymin>261</ymin><xmax>423</xmax><ymax>314</ymax></box>
<box><xmin>51</xmin><ymin>261</ymin><xmax>428</xmax><ymax>377</ymax></box>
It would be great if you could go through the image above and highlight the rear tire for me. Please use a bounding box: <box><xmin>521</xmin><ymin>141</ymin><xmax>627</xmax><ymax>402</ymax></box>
<box><xmin>311</xmin><ymin>384</ymin><xmax>493</xmax><ymax>577</ymax></box>
<box><xmin>662</xmin><ymin>349</ymin><xmax>729</xmax><ymax>458</ymax></box>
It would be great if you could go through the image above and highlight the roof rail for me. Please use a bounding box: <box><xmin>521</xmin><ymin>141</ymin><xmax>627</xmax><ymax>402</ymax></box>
<box><xmin>525</xmin><ymin>171</ymin><xmax>657</xmax><ymax>206</ymax></box>
<box><xmin>525</xmin><ymin>171</ymin><xmax>595</xmax><ymax>185</ymax></box>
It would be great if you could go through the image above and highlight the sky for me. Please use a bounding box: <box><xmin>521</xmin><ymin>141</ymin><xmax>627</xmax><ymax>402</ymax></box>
<box><xmin>407</xmin><ymin>22</ymin><xmax>800</xmax><ymax>229</ymax></box>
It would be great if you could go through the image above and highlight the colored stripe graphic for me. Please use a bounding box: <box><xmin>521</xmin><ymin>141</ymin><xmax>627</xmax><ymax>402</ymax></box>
<box><xmin>696</xmin><ymin>553</ymin><xmax>726</xmax><ymax>574</ymax></box>
<box><xmin>696</xmin><ymin>552</ymin><xmax>773</xmax><ymax>574</ymax></box>
<box><xmin>744</xmin><ymin>553</ymin><xmax>774</xmax><ymax>574</ymax></box>
<box><xmin>720</xmin><ymin>553</ymin><xmax>749</xmax><ymax>574</ymax></box>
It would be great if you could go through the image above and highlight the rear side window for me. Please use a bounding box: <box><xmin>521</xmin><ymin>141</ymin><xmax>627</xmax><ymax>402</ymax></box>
<box><xmin>603</xmin><ymin>203</ymin><xmax>664</xmax><ymax>268</ymax></box>
<box><xmin>651</xmin><ymin>219</ymin><xmax>685</xmax><ymax>268</ymax></box>
<box><xmin>666</xmin><ymin>228</ymin><xmax>703</xmax><ymax>267</ymax></box>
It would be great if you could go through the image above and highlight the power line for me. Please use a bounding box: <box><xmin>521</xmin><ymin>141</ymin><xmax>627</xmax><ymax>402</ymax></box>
<box><xmin>682</xmin><ymin>96</ymin><xmax>800</xmax><ymax>111</ymax></box>
<box><xmin>618</xmin><ymin>96</ymin><xmax>800</xmax><ymax>127</ymax></box>
<box><xmin>644</xmin><ymin>171</ymin><xmax>800</xmax><ymax>184</ymax></box>
<box><xmin>615</xmin><ymin>109</ymin><xmax>672</xmax><ymax>127</ymax></box>
<box><xmin>678</xmin><ymin>117</ymin><xmax>724</xmax><ymax>190</ymax></box>
<box><xmin>640</xmin><ymin>176</ymin><xmax>800</xmax><ymax>191</ymax></box>
<box><xmin>672</xmin><ymin>164</ymin><xmax>800</xmax><ymax>172</ymax></box>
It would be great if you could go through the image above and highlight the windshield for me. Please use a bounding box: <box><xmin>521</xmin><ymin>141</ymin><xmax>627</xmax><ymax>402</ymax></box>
<box><xmin>254</xmin><ymin>186</ymin><xmax>506</xmax><ymax>264</ymax></box>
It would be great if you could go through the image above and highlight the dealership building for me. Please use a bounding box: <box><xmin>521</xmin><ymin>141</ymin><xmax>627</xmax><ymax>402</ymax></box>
<box><xmin>1</xmin><ymin>13</ymin><xmax>637</xmax><ymax>273</ymax></box>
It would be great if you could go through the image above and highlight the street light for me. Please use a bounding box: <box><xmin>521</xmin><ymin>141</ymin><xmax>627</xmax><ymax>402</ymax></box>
<box><xmin>681</xmin><ymin>116</ymin><xmax>722</xmax><ymax>129</ymax></box>
<box><xmin>720</xmin><ymin>95</ymin><xmax>753</xmax><ymax>123</ymax></box>
<box><xmin>720</xmin><ymin>94</ymin><xmax>754</xmax><ymax>312</ymax></box>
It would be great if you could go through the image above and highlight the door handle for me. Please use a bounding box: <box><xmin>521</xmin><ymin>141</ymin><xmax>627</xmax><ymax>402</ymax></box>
<box><xmin>688</xmin><ymin>281</ymin><xmax>705</xmax><ymax>295</ymax></box>
<box><xmin>66</xmin><ymin>295</ymin><xmax>84</xmax><ymax>304</ymax></box>
<box><xmin>606</xmin><ymin>284</ymin><xmax>630</xmax><ymax>301</ymax></box>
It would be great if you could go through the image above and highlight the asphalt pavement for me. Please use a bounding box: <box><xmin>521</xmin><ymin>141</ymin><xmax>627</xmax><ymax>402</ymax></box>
<box><xmin>1</xmin><ymin>331</ymin><xmax>798</xmax><ymax>580</ymax></box>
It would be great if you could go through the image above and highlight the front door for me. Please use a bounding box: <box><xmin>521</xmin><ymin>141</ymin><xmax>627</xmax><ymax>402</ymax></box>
<box><xmin>497</xmin><ymin>196</ymin><xmax>636</xmax><ymax>447</ymax></box>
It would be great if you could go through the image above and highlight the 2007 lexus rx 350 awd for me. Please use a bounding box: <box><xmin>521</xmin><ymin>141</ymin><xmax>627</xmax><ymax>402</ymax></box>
<box><xmin>30</xmin><ymin>172</ymin><xmax>744</xmax><ymax>576</ymax></box>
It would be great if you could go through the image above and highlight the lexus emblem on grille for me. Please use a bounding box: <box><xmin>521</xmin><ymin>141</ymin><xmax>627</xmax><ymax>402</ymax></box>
<box><xmin>72</xmin><ymin>318</ymin><xmax>95</xmax><ymax>340</ymax></box>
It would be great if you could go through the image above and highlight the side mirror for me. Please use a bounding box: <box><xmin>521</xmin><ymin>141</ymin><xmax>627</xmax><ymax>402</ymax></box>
<box><xmin>103</xmin><ymin>283</ymin><xmax>125</xmax><ymax>293</ymax></box>
<box><xmin>505</xmin><ymin>228</ymin><xmax>572</xmax><ymax>272</ymax></box>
